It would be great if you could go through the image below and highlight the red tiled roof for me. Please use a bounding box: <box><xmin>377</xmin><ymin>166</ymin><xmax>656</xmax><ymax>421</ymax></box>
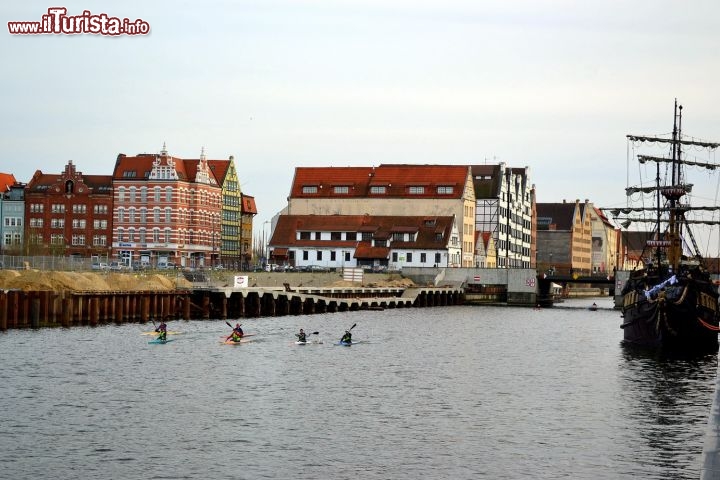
<box><xmin>114</xmin><ymin>153</ymin><xmax>223</xmax><ymax>184</ymax></box>
<box><xmin>207</xmin><ymin>160</ymin><xmax>230</xmax><ymax>184</ymax></box>
<box><xmin>290</xmin><ymin>165</ymin><xmax>470</xmax><ymax>199</ymax></box>
<box><xmin>0</xmin><ymin>173</ymin><xmax>17</xmax><ymax>192</ymax></box>
<box><xmin>26</xmin><ymin>166</ymin><xmax>112</xmax><ymax>193</ymax></box>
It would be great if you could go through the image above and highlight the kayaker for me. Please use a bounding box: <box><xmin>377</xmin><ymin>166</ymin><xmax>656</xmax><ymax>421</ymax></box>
<box><xmin>297</xmin><ymin>329</ymin><xmax>307</xmax><ymax>342</ymax></box>
<box><xmin>227</xmin><ymin>323</ymin><xmax>243</xmax><ymax>342</ymax></box>
<box><xmin>155</xmin><ymin>321</ymin><xmax>167</xmax><ymax>341</ymax></box>
<box><xmin>341</xmin><ymin>330</ymin><xmax>352</xmax><ymax>344</ymax></box>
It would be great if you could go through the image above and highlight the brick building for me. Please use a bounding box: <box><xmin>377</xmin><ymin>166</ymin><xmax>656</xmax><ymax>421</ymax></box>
<box><xmin>24</xmin><ymin>161</ymin><xmax>113</xmax><ymax>258</ymax></box>
<box><xmin>112</xmin><ymin>145</ymin><xmax>222</xmax><ymax>268</ymax></box>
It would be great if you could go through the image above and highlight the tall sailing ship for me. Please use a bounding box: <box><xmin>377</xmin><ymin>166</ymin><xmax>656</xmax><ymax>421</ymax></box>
<box><xmin>609</xmin><ymin>100</ymin><xmax>720</xmax><ymax>352</ymax></box>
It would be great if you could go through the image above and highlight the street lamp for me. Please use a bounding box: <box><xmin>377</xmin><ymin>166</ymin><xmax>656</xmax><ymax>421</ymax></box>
<box><xmin>263</xmin><ymin>220</ymin><xmax>271</xmax><ymax>269</ymax></box>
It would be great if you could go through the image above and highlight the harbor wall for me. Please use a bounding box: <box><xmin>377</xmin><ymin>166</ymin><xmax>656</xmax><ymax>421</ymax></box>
<box><xmin>0</xmin><ymin>285</ymin><xmax>463</xmax><ymax>330</ymax></box>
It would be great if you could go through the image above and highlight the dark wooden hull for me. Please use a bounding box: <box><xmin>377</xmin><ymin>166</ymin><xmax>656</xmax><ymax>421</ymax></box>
<box><xmin>621</xmin><ymin>283</ymin><xmax>719</xmax><ymax>353</ymax></box>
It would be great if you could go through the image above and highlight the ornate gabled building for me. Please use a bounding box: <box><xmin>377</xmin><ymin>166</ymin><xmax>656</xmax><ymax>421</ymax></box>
<box><xmin>590</xmin><ymin>206</ymin><xmax>621</xmax><ymax>274</ymax></box>
<box><xmin>536</xmin><ymin>199</ymin><xmax>594</xmax><ymax>276</ymax></box>
<box><xmin>24</xmin><ymin>161</ymin><xmax>113</xmax><ymax>258</ymax></box>
<box><xmin>269</xmin><ymin>214</ymin><xmax>461</xmax><ymax>270</ymax></box>
<box><xmin>474</xmin><ymin>231</ymin><xmax>497</xmax><ymax>268</ymax></box>
<box><xmin>207</xmin><ymin>157</ymin><xmax>256</xmax><ymax>269</ymax></box>
<box><xmin>285</xmin><ymin>165</ymin><xmax>476</xmax><ymax>267</ymax></box>
<box><xmin>112</xmin><ymin>145</ymin><xmax>222</xmax><ymax>268</ymax></box>
<box><xmin>472</xmin><ymin>163</ymin><xmax>534</xmax><ymax>269</ymax></box>
<box><xmin>240</xmin><ymin>193</ymin><xmax>257</xmax><ymax>269</ymax></box>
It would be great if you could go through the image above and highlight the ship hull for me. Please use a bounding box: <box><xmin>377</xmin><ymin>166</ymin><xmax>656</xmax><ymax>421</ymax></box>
<box><xmin>621</xmin><ymin>282</ymin><xmax>719</xmax><ymax>353</ymax></box>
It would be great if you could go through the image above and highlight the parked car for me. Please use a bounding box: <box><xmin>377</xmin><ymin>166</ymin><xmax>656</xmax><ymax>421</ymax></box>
<box><xmin>307</xmin><ymin>265</ymin><xmax>330</xmax><ymax>272</ymax></box>
<box><xmin>109</xmin><ymin>262</ymin><xmax>124</xmax><ymax>271</ymax></box>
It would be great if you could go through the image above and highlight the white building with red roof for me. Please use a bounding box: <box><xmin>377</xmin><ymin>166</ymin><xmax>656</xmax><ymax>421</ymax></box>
<box><xmin>269</xmin><ymin>214</ymin><xmax>461</xmax><ymax>270</ymax></box>
<box><xmin>285</xmin><ymin>164</ymin><xmax>476</xmax><ymax>267</ymax></box>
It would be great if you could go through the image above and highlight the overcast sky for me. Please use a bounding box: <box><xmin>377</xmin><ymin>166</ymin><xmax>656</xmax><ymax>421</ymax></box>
<box><xmin>3</xmin><ymin>1</ymin><xmax>720</xmax><ymax>253</ymax></box>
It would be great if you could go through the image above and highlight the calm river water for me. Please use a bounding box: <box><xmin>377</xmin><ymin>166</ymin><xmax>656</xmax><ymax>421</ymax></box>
<box><xmin>0</xmin><ymin>298</ymin><xmax>717</xmax><ymax>479</ymax></box>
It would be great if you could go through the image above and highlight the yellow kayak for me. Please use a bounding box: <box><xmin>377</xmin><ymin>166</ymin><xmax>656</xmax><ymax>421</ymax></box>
<box><xmin>140</xmin><ymin>331</ymin><xmax>183</xmax><ymax>336</ymax></box>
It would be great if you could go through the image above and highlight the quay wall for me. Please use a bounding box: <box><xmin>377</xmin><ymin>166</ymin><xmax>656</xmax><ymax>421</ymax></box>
<box><xmin>0</xmin><ymin>285</ymin><xmax>463</xmax><ymax>330</ymax></box>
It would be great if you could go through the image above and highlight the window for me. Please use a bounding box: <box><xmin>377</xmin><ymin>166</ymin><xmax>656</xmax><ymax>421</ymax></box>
<box><xmin>407</xmin><ymin>253</ymin><xmax>413</xmax><ymax>262</ymax></box>
<box><xmin>154</xmin><ymin>208</ymin><xmax>160</xmax><ymax>222</ymax></box>
<box><xmin>420</xmin><ymin>253</ymin><xmax>426</xmax><ymax>263</ymax></box>
<box><xmin>299</xmin><ymin>232</ymin><xmax>311</xmax><ymax>240</ymax></box>
<box><xmin>362</xmin><ymin>232</ymin><xmax>373</xmax><ymax>241</ymax></box>
<box><xmin>408</xmin><ymin>186</ymin><xmax>424</xmax><ymax>195</ymax></box>
<box><xmin>333</xmin><ymin>186</ymin><xmax>349</xmax><ymax>194</ymax></box>
<box><xmin>93</xmin><ymin>204</ymin><xmax>108</xmax><ymax>214</ymax></box>
<box><xmin>303</xmin><ymin>251</ymin><xmax>309</xmax><ymax>261</ymax></box>
<box><xmin>330</xmin><ymin>251</ymin><xmax>336</xmax><ymax>261</ymax></box>
<box><xmin>165</xmin><ymin>208</ymin><xmax>171</xmax><ymax>223</ymax></box>
<box><xmin>346</xmin><ymin>232</ymin><xmax>357</xmax><ymax>241</ymax></box>
<box><xmin>51</xmin><ymin>234</ymin><xmax>64</xmax><ymax>245</ymax></box>
<box><xmin>51</xmin><ymin>203</ymin><xmax>65</xmax><ymax>213</ymax></box>
<box><xmin>72</xmin><ymin>219</ymin><xmax>86</xmax><ymax>229</ymax></box>
<box><xmin>331</xmin><ymin>232</ymin><xmax>342</xmax><ymax>240</ymax></box>
<box><xmin>140</xmin><ymin>187</ymin><xmax>147</xmax><ymax>202</ymax></box>
<box><xmin>118</xmin><ymin>187</ymin><xmax>125</xmax><ymax>202</ymax></box>
<box><xmin>435</xmin><ymin>253</ymin><xmax>441</xmax><ymax>264</ymax></box>
<box><xmin>344</xmin><ymin>251</ymin><xmax>350</xmax><ymax>262</ymax></box>
<box><xmin>72</xmin><ymin>204</ymin><xmax>87</xmax><ymax>214</ymax></box>
<box><xmin>153</xmin><ymin>228</ymin><xmax>160</xmax><ymax>243</ymax></box>
<box><xmin>437</xmin><ymin>186</ymin><xmax>454</xmax><ymax>194</ymax></box>
<box><xmin>392</xmin><ymin>233</ymin><xmax>404</xmax><ymax>241</ymax></box>
<box><xmin>370</xmin><ymin>186</ymin><xmax>386</xmax><ymax>194</ymax></box>
<box><xmin>392</xmin><ymin>252</ymin><xmax>398</xmax><ymax>262</ymax></box>
<box><xmin>166</xmin><ymin>187</ymin><xmax>172</xmax><ymax>202</ymax></box>
<box><xmin>128</xmin><ymin>229</ymin><xmax>135</xmax><ymax>242</ymax></box>
<box><xmin>118</xmin><ymin>209</ymin><xmax>125</xmax><ymax>223</ymax></box>
<box><xmin>154</xmin><ymin>186</ymin><xmax>161</xmax><ymax>202</ymax></box>
<box><xmin>316</xmin><ymin>251</ymin><xmax>322</xmax><ymax>261</ymax></box>
<box><xmin>164</xmin><ymin>229</ymin><xmax>171</xmax><ymax>243</ymax></box>
<box><xmin>139</xmin><ymin>229</ymin><xmax>146</xmax><ymax>243</ymax></box>
<box><xmin>302</xmin><ymin>186</ymin><xmax>318</xmax><ymax>194</ymax></box>
<box><xmin>71</xmin><ymin>234</ymin><xmax>85</xmax><ymax>246</ymax></box>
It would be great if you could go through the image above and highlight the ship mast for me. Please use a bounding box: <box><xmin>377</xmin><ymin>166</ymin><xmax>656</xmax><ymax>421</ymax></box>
<box><xmin>667</xmin><ymin>101</ymin><xmax>681</xmax><ymax>270</ymax></box>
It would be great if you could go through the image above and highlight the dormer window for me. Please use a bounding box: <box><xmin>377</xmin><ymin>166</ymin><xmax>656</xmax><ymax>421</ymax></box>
<box><xmin>333</xmin><ymin>186</ymin><xmax>349</xmax><ymax>194</ymax></box>
<box><xmin>437</xmin><ymin>186</ymin><xmax>453</xmax><ymax>194</ymax></box>
<box><xmin>370</xmin><ymin>186</ymin><xmax>386</xmax><ymax>194</ymax></box>
<box><xmin>408</xmin><ymin>186</ymin><xmax>425</xmax><ymax>194</ymax></box>
<box><xmin>302</xmin><ymin>186</ymin><xmax>318</xmax><ymax>194</ymax></box>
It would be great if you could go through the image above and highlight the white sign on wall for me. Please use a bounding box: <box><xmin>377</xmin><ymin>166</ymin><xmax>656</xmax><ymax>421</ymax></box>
<box><xmin>234</xmin><ymin>275</ymin><xmax>249</xmax><ymax>288</ymax></box>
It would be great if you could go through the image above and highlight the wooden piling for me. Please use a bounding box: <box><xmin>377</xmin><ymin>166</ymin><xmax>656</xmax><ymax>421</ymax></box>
<box><xmin>0</xmin><ymin>291</ymin><xmax>7</xmax><ymax>331</ymax></box>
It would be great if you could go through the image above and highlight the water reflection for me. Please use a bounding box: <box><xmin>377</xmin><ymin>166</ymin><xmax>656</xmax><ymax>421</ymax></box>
<box><xmin>619</xmin><ymin>344</ymin><xmax>717</xmax><ymax>478</ymax></box>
